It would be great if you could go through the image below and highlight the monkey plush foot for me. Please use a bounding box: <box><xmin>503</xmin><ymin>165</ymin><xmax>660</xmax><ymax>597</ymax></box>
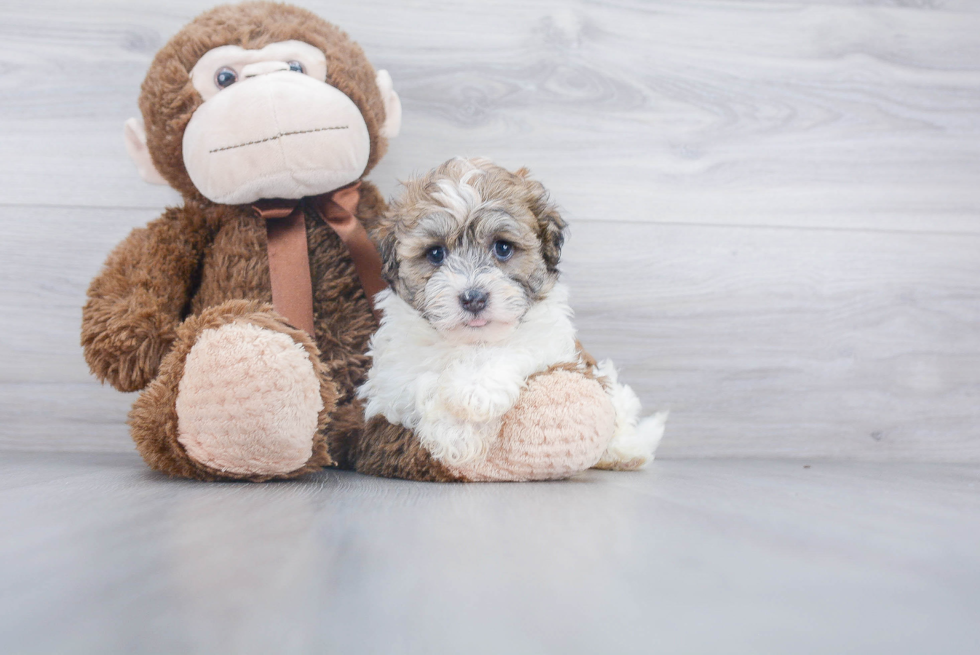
<box><xmin>176</xmin><ymin>323</ymin><xmax>324</xmax><ymax>475</ymax></box>
<box><xmin>129</xmin><ymin>300</ymin><xmax>336</xmax><ymax>482</ymax></box>
<box><xmin>444</xmin><ymin>368</ymin><xmax>616</xmax><ymax>482</ymax></box>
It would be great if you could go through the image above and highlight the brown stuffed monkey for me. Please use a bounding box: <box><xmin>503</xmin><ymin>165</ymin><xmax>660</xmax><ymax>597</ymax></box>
<box><xmin>82</xmin><ymin>2</ymin><xmax>622</xmax><ymax>482</ymax></box>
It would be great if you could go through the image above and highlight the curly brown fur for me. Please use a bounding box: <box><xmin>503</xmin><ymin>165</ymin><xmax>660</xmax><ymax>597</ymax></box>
<box><xmin>114</xmin><ymin>190</ymin><xmax>383</xmax><ymax>480</ymax></box>
<box><xmin>81</xmin><ymin>201</ymin><xmax>219</xmax><ymax>392</ymax></box>
<box><xmin>129</xmin><ymin>300</ymin><xmax>337</xmax><ymax>482</ymax></box>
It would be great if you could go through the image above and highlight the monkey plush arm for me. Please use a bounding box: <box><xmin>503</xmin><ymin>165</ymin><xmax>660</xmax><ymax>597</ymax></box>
<box><xmin>82</xmin><ymin>206</ymin><xmax>213</xmax><ymax>392</ymax></box>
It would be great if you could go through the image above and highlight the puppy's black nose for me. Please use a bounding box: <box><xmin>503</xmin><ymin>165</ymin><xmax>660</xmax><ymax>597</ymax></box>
<box><xmin>459</xmin><ymin>289</ymin><xmax>489</xmax><ymax>313</ymax></box>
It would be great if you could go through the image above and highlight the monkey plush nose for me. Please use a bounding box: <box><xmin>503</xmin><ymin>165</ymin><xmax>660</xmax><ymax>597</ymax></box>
<box><xmin>459</xmin><ymin>289</ymin><xmax>489</xmax><ymax>313</ymax></box>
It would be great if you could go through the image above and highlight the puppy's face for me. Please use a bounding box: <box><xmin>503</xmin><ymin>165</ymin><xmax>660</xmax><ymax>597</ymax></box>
<box><xmin>377</xmin><ymin>158</ymin><xmax>566</xmax><ymax>344</ymax></box>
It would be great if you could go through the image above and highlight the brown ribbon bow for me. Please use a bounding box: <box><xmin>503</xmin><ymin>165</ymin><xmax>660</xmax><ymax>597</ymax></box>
<box><xmin>253</xmin><ymin>182</ymin><xmax>387</xmax><ymax>336</ymax></box>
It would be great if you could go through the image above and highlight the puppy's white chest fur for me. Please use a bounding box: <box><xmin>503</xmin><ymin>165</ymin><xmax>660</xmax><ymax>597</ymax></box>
<box><xmin>358</xmin><ymin>284</ymin><xmax>580</xmax><ymax>464</ymax></box>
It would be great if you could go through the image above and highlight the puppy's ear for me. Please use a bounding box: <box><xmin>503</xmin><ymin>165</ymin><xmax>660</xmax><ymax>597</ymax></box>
<box><xmin>526</xmin><ymin>179</ymin><xmax>566</xmax><ymax>273</ymax></box>
<box><xmin>372</xmin><ymin>222</ymin><xmax>400</xmax><ymax>286</ymax></box>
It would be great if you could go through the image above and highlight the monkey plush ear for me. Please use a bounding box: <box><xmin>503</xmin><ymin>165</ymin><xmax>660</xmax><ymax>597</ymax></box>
<box><xmin>123</xmin><ymin>117</ymin><xmax>168</xmax><ymax>185</ymax></box>
<box><xmin>375</xmin><ymin>70</ymin><xmax>402</xmax><ymax>139</ymax></box>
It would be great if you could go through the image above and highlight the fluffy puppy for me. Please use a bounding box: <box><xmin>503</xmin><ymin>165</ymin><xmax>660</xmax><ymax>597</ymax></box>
<box><xmin>359</xmin><ymin>157</ymin><xmax>665</xmax><ymax>470</ymax></box>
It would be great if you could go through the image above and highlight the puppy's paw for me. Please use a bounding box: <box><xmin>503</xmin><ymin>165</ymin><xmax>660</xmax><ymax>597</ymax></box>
<box><xmin>437</xmin><ymin>380</ymin><xmax>516</xmax><ymax>423</ymax></box>
<box><xmin>416</xmin><ymin>415</ymin><xmax>500</xmax><ymax>465</ymax></box>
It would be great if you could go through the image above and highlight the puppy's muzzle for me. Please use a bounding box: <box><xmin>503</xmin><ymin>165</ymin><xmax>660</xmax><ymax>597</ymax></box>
<box><xmin>459</xmin><ymin>289</ymin><xmax>489</xmax><ymax>313</ymax></box>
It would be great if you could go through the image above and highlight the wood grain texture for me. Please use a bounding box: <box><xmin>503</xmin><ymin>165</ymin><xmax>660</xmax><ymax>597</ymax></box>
<box><xmin>2</xmin><ymin>0</ymin><xmax>979</xmax><ymax>231</ymax></box>
<box><xmin>1</xmin><ymin>453</ymin><xmax>978</xmax><ymax>654</ymax></box>
<box><xmin>1</xmin><ymin>0</ymin><xmax>978</xmax><ymax>461</ymax></box>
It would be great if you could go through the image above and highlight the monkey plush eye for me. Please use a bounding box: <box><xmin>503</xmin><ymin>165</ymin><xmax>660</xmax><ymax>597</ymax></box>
<box><xmin>492</xmin><ymin>240</ymin><xmax>514</xmax><ymax>261</ymax></box>
<box><xmin>214</xmin><ymin>67</ymin><xmax>238</xmax><ymax>89</ymax></box>
<box><xmin>287</xmin><ymin>61</ymin><xmax>305</xmax><ymax>74</ymax></box>
<box><xmin>425</xmin><ymin>245</ymin><xmax>446</xmax><ymax>266</ymax></box>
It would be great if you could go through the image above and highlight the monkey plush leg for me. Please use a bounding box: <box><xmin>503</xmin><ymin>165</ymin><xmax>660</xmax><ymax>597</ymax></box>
<box><xmin>350</xmin><ymin>415</ymin><xmax>462</xmax><ymax>482</ymax></box>
<box><xmin>444</xmin><ymin>367</ymin><xmax>616</xmax><ymax>482</ymax></box>
<box><xmin>128</xmin><ymin>300</ymin><xmax>336</xmax><ymax>482</ymax></box>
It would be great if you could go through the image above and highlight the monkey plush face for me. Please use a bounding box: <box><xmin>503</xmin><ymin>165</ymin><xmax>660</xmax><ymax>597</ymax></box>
<box><xmin>182</xmin><ymin>40</ymin><xmax>373</xmax><ymax>204</ymax></box>
<box><xmin>124</xmin><ymin>2</ymin><xmax>401</xmax><ymax>204</ymax></box>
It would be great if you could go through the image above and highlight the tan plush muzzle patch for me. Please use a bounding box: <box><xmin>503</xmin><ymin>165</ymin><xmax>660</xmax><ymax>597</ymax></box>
<box><xmin>182</xmin><ymin>72</ymin><xmax>371</xmax><ymax>205</ymax></box>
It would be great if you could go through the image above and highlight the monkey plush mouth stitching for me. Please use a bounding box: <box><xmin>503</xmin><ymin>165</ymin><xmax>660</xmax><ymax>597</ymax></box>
<box><xmin>209</xmin><ymin>125</ymin><xmax>350</xmax><ymax>154</ymax></box>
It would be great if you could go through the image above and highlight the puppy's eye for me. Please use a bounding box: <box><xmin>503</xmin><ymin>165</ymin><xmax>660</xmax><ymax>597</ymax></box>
<box><xmin>214</xmin><ymin>67</ymin><xmax>238</xmax><ymax>89</ymax></box>
<box><xmin>492</xmin><ymin>240</ymin><xmax>514</xmax><ymax>261</ymax></box>
<box><xmin>425</xmin><ymin>245</ymin><xmax>446</xmax><ymax>266</ymax></box>
<box><xmin>287</xmin><ymin>60</ymin><xmax>305</xmax><ymax>74</ymax></box>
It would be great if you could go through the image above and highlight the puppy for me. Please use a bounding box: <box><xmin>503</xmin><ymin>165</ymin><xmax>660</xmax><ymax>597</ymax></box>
<box><xmin>358</xmin><ymin>157</ymin><xmax>666</xmax><ymax>470</ymax></box>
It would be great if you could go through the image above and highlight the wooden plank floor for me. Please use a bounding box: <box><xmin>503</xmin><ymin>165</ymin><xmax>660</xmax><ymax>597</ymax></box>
<box><xmin>1</xmin><ymin>452</ymin><xmax>979</xmax><ymax>654</ymax></box>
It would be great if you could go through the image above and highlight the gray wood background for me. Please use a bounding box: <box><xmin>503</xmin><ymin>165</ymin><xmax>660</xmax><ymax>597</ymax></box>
<box><xmin>2</xmin><ymin>0</ymin><xmax>979</xmax><ymax>462</ymax></box>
